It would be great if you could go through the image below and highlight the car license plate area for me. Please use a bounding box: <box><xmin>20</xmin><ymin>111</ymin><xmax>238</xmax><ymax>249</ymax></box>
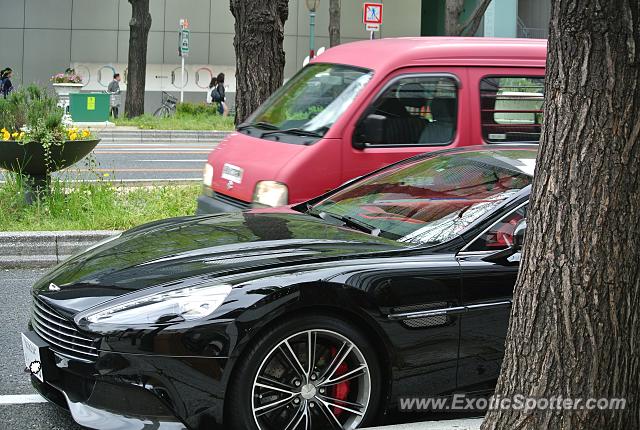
<box><xmin>21</xmin><ymin>332</ymin><xmax>48</xmax><ymax>382</ymax></box>
<box><xmin>221</xmin><ymin>163</ymin><xmax>244</xmax><ymax>184</ymax></box>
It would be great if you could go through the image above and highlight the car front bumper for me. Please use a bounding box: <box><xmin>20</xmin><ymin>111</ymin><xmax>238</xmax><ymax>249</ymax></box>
<box><xmin>27</xmin><ymin>330</ymin><xmax>230</xmax><ymax>430</ymax></box>
<box><xmin>196</xmin><ymin>186</ymin><xmax>251</xmax><ymax>214</ymax></box>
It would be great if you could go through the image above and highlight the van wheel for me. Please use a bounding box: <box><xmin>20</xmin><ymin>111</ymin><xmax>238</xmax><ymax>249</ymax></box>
<box><xmin>227</xmin><ymin>315</ymin><xmax>382</xmax><ymax>429</ymax></box>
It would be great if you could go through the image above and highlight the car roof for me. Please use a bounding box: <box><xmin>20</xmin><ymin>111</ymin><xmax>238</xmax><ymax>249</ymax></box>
<box><xmin>312</xmin><ymin>37</ymin><xmax>547</xmax><ymax>71</ymax></box>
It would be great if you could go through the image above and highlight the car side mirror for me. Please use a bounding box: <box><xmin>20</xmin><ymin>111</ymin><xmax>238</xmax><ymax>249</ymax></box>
<box><xmin>482</xmin><ymin>219</ymin><xmax>527</xmax><ymax>264</ymax></box>
<box><xmin>353</xmin><ymin>114</ymin><xmax>386</xmax><ymax>149</ymax></box>
<box><xmin>513</xmin><ymin>220</ymin><xmax>527</xmax><ymax>251</ymax></box>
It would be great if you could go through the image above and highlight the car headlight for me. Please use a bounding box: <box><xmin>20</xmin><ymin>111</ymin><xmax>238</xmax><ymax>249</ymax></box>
<box><xmin>82</xmin><ymin>284</ymin><xmax>232</xmax><ymax>325</ymax></box>
<box><xmin>253</xmin><ymin>181</ymin><xmax>288</xmax><ymax>207</ymax></box>
<box><xmin>203</xmin><ymin>163</ymin><xmax>214</xmax><ymax>187</ymax></box>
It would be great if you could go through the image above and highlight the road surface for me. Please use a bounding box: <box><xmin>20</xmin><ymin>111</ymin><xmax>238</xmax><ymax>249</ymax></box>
<box><xmin>0</xmin><ymin>141</ymin><xmax>218</xmax><ymax>184</ymax></box>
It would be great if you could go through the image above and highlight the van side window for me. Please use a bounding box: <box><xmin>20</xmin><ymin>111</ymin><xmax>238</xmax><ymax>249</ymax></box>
<box><xmin>357</xmin><ymin>76</ymin><xmax>458</xmax><ymax>146</ymax></box>
<box><xmin>480</xmin><ymin>77</ymin><xmax>544</xmax><ymax>143</ymax></box>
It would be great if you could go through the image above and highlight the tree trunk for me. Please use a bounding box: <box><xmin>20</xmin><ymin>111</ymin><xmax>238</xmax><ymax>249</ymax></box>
<box><xmin>445</xmin><ymin>0</ymin><xmax>493</xmax><ymax>36</ymax></box>
<box><xmin>482</xmin><ymin>1</ymin><xmax>640</xmax><ymax>429</ymax></box>
<box><xmin>125</xmin><ymin>0</ymin><xmax>151</xmax><ymax>118</ymax></box>
<box><xmin>329</xmin><ymin>0</ymin><xmax>341</xmax><ymax>47</ymax></box>
<box><xmin>230</xmin><ymin>0</ymin><xmax>288</xmax><ymax>125</ymax></box>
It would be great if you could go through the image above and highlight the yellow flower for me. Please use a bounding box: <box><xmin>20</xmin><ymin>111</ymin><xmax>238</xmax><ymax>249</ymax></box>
<box><xmin>11</xmin><ymin>132</ymin><xmax>19</xmax><ymax>139</ymax></box>
<box><xmin>18</xmin><ymin>131</ymin><xmax>25</xmax><ymax>139</ymax></box>
<box><xmin>103</xmin><ymin>173</ymin><xmax>110</xmax><ymax>177</ymax></box>
<box><xmin>81</xmin><ymin>130</ymin><xmax>90</xmax><ymax>139</ymax></box>
<box><xmin>69</xmin><ymin>132</ymin><xmax>78</xmax><ymax>141</ymax></box>
<box><xmin>1</xmin><ymin>129</ymin><xmax>10</xmax><ymax>141</ymax></box>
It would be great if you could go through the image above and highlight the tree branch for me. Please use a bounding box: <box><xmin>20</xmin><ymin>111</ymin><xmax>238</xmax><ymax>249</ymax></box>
<box><xmin>460</xmin><ymin>0</ymin><xmax>493</xmax><ymax>36</ymax></box>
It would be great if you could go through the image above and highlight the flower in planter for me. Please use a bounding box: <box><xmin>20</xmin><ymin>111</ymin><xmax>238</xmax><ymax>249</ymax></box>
<box><xmin>50</xmin><ymin>69</ymin><xmax>83</xmax><ymax>84</ymax></box>
<box><xmin>1</xmin><ymin>128</ymin><xmax>10</xmax><ymax>141</ymax></box>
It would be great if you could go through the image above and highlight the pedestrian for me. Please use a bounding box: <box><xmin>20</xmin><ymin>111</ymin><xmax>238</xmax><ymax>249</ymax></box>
<box><xmin>107</xmin><ymin>73</ymin><xmax>122</xmax><ymax>118</ymax></box>
<box><xmin>206</xmin><ymin>76</ymin><xmax>218</xmax><ymax>105</ymax></box>
<box><xmin>1</xmin><ymin>68</ymin><xmax>14</xmax><ymax>98</ymax></box>
<box><xmin>215</xmin><ymin>73</ymin><xmax>229</xmax><ymax>116</ymax></box>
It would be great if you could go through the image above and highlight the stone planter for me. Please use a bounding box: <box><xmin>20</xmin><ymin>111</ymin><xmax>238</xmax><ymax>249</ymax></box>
<box><xmin>51</xmin><ymin>83</ymin><xmax>85</xmax><ymax>97</ymax></box>
<box><xmin>0</xmin><ymin>139</ymin><xmax>99</xmax><ymax>176</ymax></box>
<box><xmin>0</xmin><ymin>139</ymin><xmax>100</xmax><ymax>203</ymax></box>
<box><xmin>52</xmin><ymin>83</ymin><xmax>85</xmax><ymax>115</ymax></box>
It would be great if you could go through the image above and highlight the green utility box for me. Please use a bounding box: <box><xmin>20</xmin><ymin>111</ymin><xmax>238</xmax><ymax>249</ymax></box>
<box><xmin>70</xmin><ymin>93</ymin><xmax>110</xmax><ymax>122</ymax></box>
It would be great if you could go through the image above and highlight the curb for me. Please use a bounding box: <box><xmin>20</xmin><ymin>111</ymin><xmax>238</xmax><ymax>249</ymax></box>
<box><xmin>364</xmin><ymin>418</ymin><xmax>483</xmax><ymax>430</ymax></box>
<box><xmin>96</xmin><ymin>130</ymin><xmax>232</xmax><ymax>144</ymax></box>
<box><xmin>0</xmin><ymin>230</ymin><xmax>120</xmax><ymax>269</ymax></box>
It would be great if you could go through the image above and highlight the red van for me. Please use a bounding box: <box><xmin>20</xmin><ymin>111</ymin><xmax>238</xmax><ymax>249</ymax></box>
<box><xmin>198</xmin><ymin>37</ymin><xmax>546</xmax><ymax>213</ymax></box>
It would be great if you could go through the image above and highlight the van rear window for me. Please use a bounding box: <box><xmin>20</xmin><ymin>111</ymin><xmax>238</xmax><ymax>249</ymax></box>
<box><xmin>480</xmin><ymin>77</ymin><xmax>544</xmax><ymax>144</ymax></box>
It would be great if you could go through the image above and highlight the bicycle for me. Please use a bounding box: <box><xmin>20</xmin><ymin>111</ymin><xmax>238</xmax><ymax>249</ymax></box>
<box><xmin>154</xmin><ymin>91</ymin><xmax>178</xmax><ymax>118</ymax></box>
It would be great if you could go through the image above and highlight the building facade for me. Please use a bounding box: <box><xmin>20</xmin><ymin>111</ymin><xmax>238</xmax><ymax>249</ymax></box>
<box><xmin>0</xmin><ymin>0</ymin><xmax>548</xmax><ymax>113</ymax></box>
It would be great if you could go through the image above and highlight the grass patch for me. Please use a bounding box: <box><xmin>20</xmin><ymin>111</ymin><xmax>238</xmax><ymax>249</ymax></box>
<box><xmin>115</xmin><ymin>112</ymin><xmax>235</xmax><ymax>131</ymax></box>
<box><xmin>0</xmin><ymin>175</ymin><xmax>199</xmax><ymax>231</ymax></box>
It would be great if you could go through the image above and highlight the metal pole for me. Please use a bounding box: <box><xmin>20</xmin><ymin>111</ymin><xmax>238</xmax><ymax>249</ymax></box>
<box><xmin>370</xmin><ymin>30</ymin><xmax>374</xmax><ymax>40</ymax></box>
<box><xmin>310</xmin><ymin>12</ymin><xmax>316</xmax><ymax>59</ymax></box>
<box><xmin>180</xmin><ymin>56</ymin><xmax>185</xmax><ymax>103</ymax></box>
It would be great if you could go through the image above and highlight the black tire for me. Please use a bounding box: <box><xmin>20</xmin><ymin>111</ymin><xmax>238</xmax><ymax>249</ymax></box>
<box><xmin>226</xmin><ymin>315</ymin><xmax>383</xmax><ymax>430</ymax></box>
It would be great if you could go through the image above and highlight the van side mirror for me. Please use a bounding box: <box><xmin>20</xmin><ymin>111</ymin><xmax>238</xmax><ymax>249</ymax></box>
<box><xmin>353</xmin><ymin>114</ymin><xmax>386</xmax><ymax>149</ymax></box>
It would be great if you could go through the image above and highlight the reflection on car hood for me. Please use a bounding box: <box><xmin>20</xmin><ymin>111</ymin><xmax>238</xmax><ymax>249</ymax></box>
<box><xmin>33</xmin><ymin>212</ymin><xmax>408</xmax><ymax>311</ymax></box>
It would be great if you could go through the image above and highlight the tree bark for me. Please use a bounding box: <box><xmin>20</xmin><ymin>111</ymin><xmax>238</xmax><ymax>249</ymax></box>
<box><xmin>445</xmin><ymin>0</ymin><xmax>493</xmax><ymax>36</ymax></box>
<box><xmin>482</xmin><ymin>1</ymin><xmax>640</xmax><ymax>429</ymax></box>
<box><xmin>329</xmin><ymin>0</ymin><xmax>341</xmax><ymax>47</ymax></box>
<box><xmin>230</xmin><ymin>0</ymin><xmax>288</xmax><ymax>125</ymax></box>
<box><xmin>125</xmin><ymin>0</ymin><xmax>151</xmax><ymax>118</ymax></box>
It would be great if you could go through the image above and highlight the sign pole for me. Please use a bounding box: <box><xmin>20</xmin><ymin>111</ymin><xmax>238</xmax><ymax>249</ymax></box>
<box><xmin>178</xmin><ymin>18</ymin><xmax>190</xmax><ymax>103</ymax></box>
<box><xmin>180</xmin><ymin>56</ymin><xmax>185</xmax><ymax>103</ymax></box>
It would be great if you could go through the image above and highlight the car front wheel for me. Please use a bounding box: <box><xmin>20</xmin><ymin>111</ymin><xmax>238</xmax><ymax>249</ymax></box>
<box><xmin>227</xmin><ymin>315</ymin><xmax>382</xmax><ymax>430</ymax></box>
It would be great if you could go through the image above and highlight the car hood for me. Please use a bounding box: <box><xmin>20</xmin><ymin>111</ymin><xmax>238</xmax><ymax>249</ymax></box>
<box><xmin>33</xmin><ymin>211</ymin><xmax>409</xmax><ymax>313</ymax></box>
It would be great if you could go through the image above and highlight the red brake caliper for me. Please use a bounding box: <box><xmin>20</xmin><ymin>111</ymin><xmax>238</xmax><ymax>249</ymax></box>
<box><xmin>328</xmin><ymin>347</ymin><xmax>351</xmax><ymax>416</ymax></box>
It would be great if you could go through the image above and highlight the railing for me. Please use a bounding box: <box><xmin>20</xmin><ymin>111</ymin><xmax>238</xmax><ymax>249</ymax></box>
<box><xmin>517</xmin><ymin>16</ymin><xmax>548</xmax><ymax>39</ymax></box>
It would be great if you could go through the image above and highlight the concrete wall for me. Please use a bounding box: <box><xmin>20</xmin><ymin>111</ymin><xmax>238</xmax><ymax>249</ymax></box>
<box><xmin>0</xmin><ymin>0</ymin><xmax>422</xmax><ymax>113</ymax></box>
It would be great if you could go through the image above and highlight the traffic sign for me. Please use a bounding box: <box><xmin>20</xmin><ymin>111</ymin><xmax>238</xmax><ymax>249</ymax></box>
<box><xmin>179</xmin><ymin>18</ymin><xmax>190</xmax><ymax>58</ymax></box>
<box><xmin>365</xmin><ymin>23</ymin><xmax>380</xmax><ymax>32</ymax></box>
<box><xmin>363</xmin><ymin>3</ymin><xmax>383</xmax><ymax>25</ymax></box>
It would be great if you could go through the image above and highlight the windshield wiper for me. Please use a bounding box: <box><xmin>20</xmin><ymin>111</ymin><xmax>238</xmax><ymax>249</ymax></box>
<box><xmin>261</xmin><ymin>128</ymin><xmax>323</xmax><ymax>138</ymax></box>
<box><xmin>318</xmin><ymin>211</ymin><xmax>381</xmax><ymax>236</ymax></box>
<box><xmin>237</xmin><ymin>121</ymin><xmax>280</xmax><ymax>131</ymax></box>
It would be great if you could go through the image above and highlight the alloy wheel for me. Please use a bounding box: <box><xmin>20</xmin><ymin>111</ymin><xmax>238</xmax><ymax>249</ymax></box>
<box><xmin>251</xmin><ymin>329</ymin><xmax>372</xmax><ymax>430</ymax></box>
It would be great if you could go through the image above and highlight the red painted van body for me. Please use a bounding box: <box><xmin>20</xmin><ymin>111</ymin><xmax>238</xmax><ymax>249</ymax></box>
<box><xmin>198</xmin><ymin>37</ymin><xmax>547</xmax><ymax>214</ymax></box>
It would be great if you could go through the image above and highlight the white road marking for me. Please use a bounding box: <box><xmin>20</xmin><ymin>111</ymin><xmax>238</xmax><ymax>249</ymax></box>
<box><xmin>0</xmin><ymin>394</ymin><xmax>48</xmax><ymax>405</ymax></box>
<box><xmin>136</xmin><ymin>159</ymin><xmax>207</xmax><ymax>162</ymax></box>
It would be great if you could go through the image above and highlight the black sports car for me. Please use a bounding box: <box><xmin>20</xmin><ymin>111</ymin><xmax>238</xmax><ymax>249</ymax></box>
<box><xmin>22</xmin><ymin>145</ymin><xmax>536</xmax><ymax>430</ymax></box>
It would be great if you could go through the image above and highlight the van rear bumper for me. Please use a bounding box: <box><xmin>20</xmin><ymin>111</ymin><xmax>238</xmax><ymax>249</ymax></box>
<box><xmin>196</xmin><ymin>187</ymin><xmax>251</xmax><ymax>214</ymax></box>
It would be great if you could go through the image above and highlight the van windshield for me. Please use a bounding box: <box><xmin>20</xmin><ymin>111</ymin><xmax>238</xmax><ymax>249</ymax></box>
<box><xmin>244</xmin><ymin>64</ymin><xmax>373</xmax><ymax>138</ymax></box>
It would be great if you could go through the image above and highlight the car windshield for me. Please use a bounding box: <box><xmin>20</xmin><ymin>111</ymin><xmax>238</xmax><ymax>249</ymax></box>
<box><xmin>245</xmin><ymin>63</ymin><xmax>373</xmax><ymax>137</ymax></box>
<box><xmin>310</xmin><ymin>149</ymin><xmax>536</xmax><ymax>245</ymax></box>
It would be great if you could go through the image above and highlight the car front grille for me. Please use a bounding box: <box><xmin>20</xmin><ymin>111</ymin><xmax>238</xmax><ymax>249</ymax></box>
<box><xmin>31</xmin><ymin>297</ymin><xmax>98</xmax><ymax>362</ymax></box>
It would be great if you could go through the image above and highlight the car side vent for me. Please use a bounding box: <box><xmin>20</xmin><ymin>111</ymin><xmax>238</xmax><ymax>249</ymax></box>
<box><xmin>393</xmin><ymin>301</ymin><xmax>449</xmax><ymax>328</ymax></box>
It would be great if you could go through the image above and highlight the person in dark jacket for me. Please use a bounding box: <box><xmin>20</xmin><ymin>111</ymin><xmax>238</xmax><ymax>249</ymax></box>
<box><xmin>1</xmin><ymin>68</ymin><xmax>14</xmax><ymax>98</ymax></box>
<box><xmin>107</xmin><ymin>73</ymin><xmax>122</xmax><ymax>118</ymax></box>
<box><xmin>215</xmin><ymin>73</ymin><xmax>228</xmax><ymax>116</ymax></box>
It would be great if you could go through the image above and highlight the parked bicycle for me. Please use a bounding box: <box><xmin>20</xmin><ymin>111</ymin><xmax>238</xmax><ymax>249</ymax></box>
<box><xmin>154</xmin><ymin>91</ymin><xmax>178</xmax><ymax>118</ymax></box>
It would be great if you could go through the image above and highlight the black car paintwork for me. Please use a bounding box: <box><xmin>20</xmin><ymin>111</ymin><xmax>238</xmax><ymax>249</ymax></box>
<box><xmin>28</xmin><ymin>148</ymin><xmax>535</xmax><ymax>429</ymax></box>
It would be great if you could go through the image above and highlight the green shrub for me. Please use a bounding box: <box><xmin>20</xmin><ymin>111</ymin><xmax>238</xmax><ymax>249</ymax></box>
<box><xmin>176</xmin><ymin>101</ymin><xmax>220</xmax><ymax>116</ymax></box>
<box><xmin>0</xmin><ymin>84</ymin><xmax>63</xmax><ymax>132</ymax></box>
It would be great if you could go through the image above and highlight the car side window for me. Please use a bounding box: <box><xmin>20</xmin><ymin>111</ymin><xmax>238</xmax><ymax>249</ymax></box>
<box><xmin>466</xmin><ymin>205</ymin><xmax>528</xmax><ymax>252</ymax></box>
<box><xmin>480</xmin><ymin>76</ymin><xmax>544</xmax><ymax>144</ymax></box>
<box><xmin>358</xmin><ymin>76</ymin><xmax>458</xmax><ymax>146</ymax></box>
